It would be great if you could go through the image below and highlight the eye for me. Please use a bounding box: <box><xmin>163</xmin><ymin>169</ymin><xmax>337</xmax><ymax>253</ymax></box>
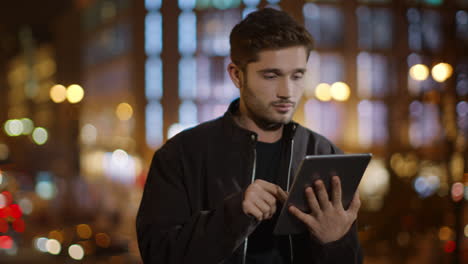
<box><xmin>292</xmin><ymin>73</ymin><xmax>304</xmax><ymax>80</ymax></box>
<box><xmin>263</xmin><ymin>73</ymin><xmax>278</xmax><ymax>80</ymax></box>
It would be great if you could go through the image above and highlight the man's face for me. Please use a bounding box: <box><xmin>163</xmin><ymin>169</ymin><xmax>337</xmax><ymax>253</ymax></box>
<box><xmin>239</xmin><ymin>46</ymin><xmax>308</xmax><ymax>129</ymax></box>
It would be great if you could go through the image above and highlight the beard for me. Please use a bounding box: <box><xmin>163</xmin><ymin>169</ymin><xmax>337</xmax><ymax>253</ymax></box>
<box><xmin>239</xmin><ymin>78</ymin><xmax>296</xmax><ymax>131</ymax></box>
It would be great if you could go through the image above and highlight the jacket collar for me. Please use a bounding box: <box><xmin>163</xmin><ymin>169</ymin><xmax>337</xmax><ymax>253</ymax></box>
<box><xmin>222</xmin><ymin>98</ymin><xmax>298</xmax><ymax>142</ymax></box>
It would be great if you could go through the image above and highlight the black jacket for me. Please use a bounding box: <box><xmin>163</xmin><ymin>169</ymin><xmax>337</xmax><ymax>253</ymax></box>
<box><xmin>136</xmin><ymin>99</ymin><xmax>363</xmax><ymax>264</ymax></box>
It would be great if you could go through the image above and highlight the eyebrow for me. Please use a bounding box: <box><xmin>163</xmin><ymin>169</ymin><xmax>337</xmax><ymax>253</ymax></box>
<box><xmin>257</xmin><ymin>68</ymin><xmax>307</xmax><ymax>75</ymax></box>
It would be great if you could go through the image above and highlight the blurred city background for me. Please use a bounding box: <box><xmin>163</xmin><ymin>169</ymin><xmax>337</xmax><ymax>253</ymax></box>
<box><xmin>0</xmin><ymin>0</ymin><xmax>466</xmax><ymax>263</ymax></box>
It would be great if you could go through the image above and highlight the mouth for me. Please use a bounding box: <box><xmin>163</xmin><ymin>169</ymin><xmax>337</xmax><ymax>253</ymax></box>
<box><xmin>272</xmin><ymin>103</ymin><xmax>294</xmax><ymax>113</ymax></box>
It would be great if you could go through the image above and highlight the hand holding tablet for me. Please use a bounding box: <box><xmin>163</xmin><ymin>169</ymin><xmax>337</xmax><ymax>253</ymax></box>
<box><xmin>273</xmin><ymin>154</ymin><xmax>372</xmax><ymax>236</ymax></box>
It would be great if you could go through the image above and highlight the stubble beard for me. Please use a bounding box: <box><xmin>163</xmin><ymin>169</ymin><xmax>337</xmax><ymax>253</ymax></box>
<box><xmin>240</xmin><ymin>79</ymin><xmax>294</xmax><ymax>131</ymax></box>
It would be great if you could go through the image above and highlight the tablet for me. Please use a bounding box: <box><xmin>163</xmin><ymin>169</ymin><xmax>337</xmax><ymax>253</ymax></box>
<box><xmin>273</xmin><ymin>153</ymin><xmax>372</xmax><ymax>235</ymax></box>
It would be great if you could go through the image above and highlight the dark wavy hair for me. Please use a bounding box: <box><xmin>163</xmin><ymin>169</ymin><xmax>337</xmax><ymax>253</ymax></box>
<box><xmin>229</xmin><ymin>8</ymin><xmax>314</xmax><ymax>70</ymax></box>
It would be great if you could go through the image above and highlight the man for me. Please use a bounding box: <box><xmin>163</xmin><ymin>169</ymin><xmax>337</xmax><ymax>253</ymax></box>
<box><xmin>136</xmin><ymin>8</ymin><xmax>362</xmax><ymax>264</ymax></box>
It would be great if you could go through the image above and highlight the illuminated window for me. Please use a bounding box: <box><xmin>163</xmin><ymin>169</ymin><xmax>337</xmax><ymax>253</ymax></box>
<box><xmin>357</xmin><ymin>52</ymin><xmax>391</xmax><ymax>98</ymax></box>
<box><xmin>456</xmin><ymin>10</ymin><xmax>468</xmax><ymax>46</ymax></box>
<box><xmin>358</xmin><ymin>100</ymin><xmax>388</xmax><ymax>147</ymax></box>
<box><xmin>145</xmin><ymin>0</ymin><xmax>162</xmax><ymax>10</ymax></box>
<box><xmin>196</xmin><ymin>0</ymin><xmax>242</xmax><ymax>10</ymax></box>
<box><xmin>179</xmin><ymin>100</ymin><xmax>198</xmax><ymax>125</ymax></box>
<box><xmin>356</xmin><ymin>7</ymin><xmax>393</xmax><ymax>50</ymax></box>
<box><xmin>179</xmin><ymin>0</ymin><xmax>196</xmax><ymax>10</ymax></box>
<box><xmin>243</xmin><ymin>0</ymin><xmax>260</xmax><ymax>6</ymax></box>
<box><xmin>178</xmin><ymin>11</ymin><xmax>197</xmax><ymax>55</ymax></box>
<box><xmin>407</xmin><ymin>8</ymin><xmax>442</xmax><ymax>52</ymax></box>
<box><xmin>407</xmin><ymin>0</ymin><xmax>443</xmax><ymax>6</ymax></box>
<box><xmin>304</xmin><ymin>100</ymin><xmax>344</xmax><ymax>142</ymax></box>
<box><xmin>409</xmin><ymin>101</ymin><xmax>441</xmax><ymax>147</ymax></box>
<box><xmin>145</xmin><ymin>1</ymin><xmax>163</xmax><ymax>148</ymax></box>
<box><xmin>179</xmin><ymin>56</ymin><xmax>197</xmax><ymax>100</ymax></box>
<box><xmin>303</xmin><ymin>3</ymin><xmax>344</xmax><ymax>48</ymax></box>
<box><xmin>146</xmin><ymin>102</ymin><xmax>163</xmax><ymax>148</ymax></box>
<box><xmin>456</xmin><ymin>62</ymin><xmax>468</xmax><ymax>96</ymax></box>
<box><xmin>145</xmin><ymin>57</ymin><xmax>163</xmax><ymax>100</ymax></box>
<box><xmin>145</xmin><ymin>13</ymin><xmax>162</xmax><ymax>55</ymax></box>
<box><xmin>306</xmin><ymin>52</ymin><xmax>345</xmax><ymax>88</ymax></box>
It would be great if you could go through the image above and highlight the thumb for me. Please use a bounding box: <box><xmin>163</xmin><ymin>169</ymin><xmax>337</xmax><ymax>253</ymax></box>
<box><xmin>276</xmin><ymin>186</ymin><xmax>289</xmax><ymax>203</ymax></box>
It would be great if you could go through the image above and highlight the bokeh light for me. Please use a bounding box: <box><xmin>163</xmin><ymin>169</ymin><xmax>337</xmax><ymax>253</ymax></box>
<box><xmin>4</xmin><ymin>119</ymin><xmax>24</xmax><ymax>136</ymax></box>
<box><xmin>34</xmin><ymin>237</ymin><xmax>48</xmax><ymax>252</ymax></box>
<box><xmin>68</xmin><ymin>244</ymin><xmax>85</xmax><ymax>260</ymax></box>
<box><xmin>12</xmin><ymin>218</ymin><xmax>25</xmax><ymax>232</ymax></box>
<box><xmin>464</xmin><ymin>224</ymin><xmax>468</xmax><ymax>238</ymax></box>
<box><xmin>32</xmin><ymin>127</ymin><xmax>48</xmax><ymax>145</ymax></box>
<box><xmin>0</xmin><ymin>219</ymin><xmax>8</xmax><ymax>233</ymax></box>
<box><xmin>1</xmin><ymin>191</ymin><xmax>12</xmax><ymax>206</ymax></box>
<box><xmin>80</xmin><ymin>124</ymin><xmax>97</xmax><ymax>145</ymax></box>
<box><xmin>18</xmin><ymin>198</ymin><xmax>33</xmax><ymax>215</ymax></box>
<box><xmin>451</xmin><ymin>182</ymin><xmax>464</xmax><ymax>202</ymax></box>
<box><xmin>95</xmin><ymin>233</ymin><xmax>111</xmax><ymax>248</ymax></box>
<box><xmin>413</xmin><ymin>175</ymin><xmax>440</xmax><ymax>198</ymax></box>
<box><xmin>359</xmin><ymin>159</ymin><xmax>390</xmax><ymax>211</ymax></box>
<box><xmin>330</xmin><ymin>82</ymin><xmax>351</xmax><ymax>101</ymax></box>
<box><xmin>315</xmin><ymin>83</ymin><xmax>332</xmax><ymax>101</ymax></box>
<box><xmin>76</xmin><ymin>224</ymin><xmax>92</xmax><ymax>239</ymax></box>
<box><xmin>20</xmin><ymin>118</ymin><xmax>34</xmax><ymax>135</ymax></box>
<box><xmin>111</xmin><ymin>149</ymin><xmax>129</xmax><ymax>167</ymax></box>
<box><xmin>0</xmin><ymin>193</ymin><xmax>5</xmax><ymax>209</ymax></box>
<box><xmin>0</xmin><ymin>236</ymin><xmax>13</xmax><ymax>249</ymax></box>
<box><xmin>116</xmin><ymin>103</ymin><xmax>134</xmax><ymax>121</ymax></box>
<box><xmin>66</xmin><ymin>84</ymin><xmax>85</xmax><ymax>104</ymax></box>
<box><xmin>409</xmin><ymin>64</ymin><xmax>429</xmax><ymax>81</ymax></box>
<box><xmin>444</xmin><ymin>241</ymin><xmax>456</xmax><ymax>253</ymax></box>
<box><xmin>35</xmin><ymin>181</ymin><xmax>56</xmax><ymax>200</ymax></box>
<box><xmin>431</xmin><ymin>62</ymin><xmax>453</xmax><ymax>83</ymax></box>
<box><xmin>439</xmin><ymin>226</ymin><xmax>454</xmax><ymax>241</ymax></box>
<box><xmin>46</xmin><ymin>239</ymin><xmax>61</xmax><ymax>255</ymax></box>
<box><xmin>10</xmin><ymin>204</ymin><xmax>22</xmax><ymax>218</ymax></box>
<box><xmin>49</xmin><ymin>84</ymin><xmax>67</xmax><ymax>103</ymax></box>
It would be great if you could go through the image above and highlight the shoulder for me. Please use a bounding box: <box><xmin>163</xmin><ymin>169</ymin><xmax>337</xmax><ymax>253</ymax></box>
<box><xmin>295</xmin><ymin>124</ymin><xmax>343</xmax><ymax>155</ymax></box>
<box><xmin>158</xmin><ymin>117</ymin><xmax>223</xmax><ymax>153</ymax></box>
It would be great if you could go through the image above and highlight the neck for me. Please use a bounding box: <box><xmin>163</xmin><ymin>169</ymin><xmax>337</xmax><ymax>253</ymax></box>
<box><xmin>235</xmin><ymin>107</ymin><xmax>283</xmax><ymax>144</ymax></box>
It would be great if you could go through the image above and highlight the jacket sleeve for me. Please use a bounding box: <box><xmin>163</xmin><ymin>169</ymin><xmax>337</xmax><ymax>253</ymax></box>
<box><xmin>305</xmin><ymin>221</ymin><xmax>363</xmax><ymax>264</ymax></box>
<box><xmin>136</xmin><ymin>140</ymin><xmax>255</xmax><ymax>264</ymax></box>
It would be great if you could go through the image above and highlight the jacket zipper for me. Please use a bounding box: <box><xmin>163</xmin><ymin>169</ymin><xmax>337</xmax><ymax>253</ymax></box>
<box><xmin>241</xmin><ymin>134</ymin><xmax>295</xmax><ymax>264</ymax></box>
<box><xmin>287</xmin><ymin>139</ymin><xmax>294</xmax><ymax>264</ymax></box>
<box><xmin>242</xmin><ymin>144</ymin><xmax>257</xmax><ymax>264</ymax></box>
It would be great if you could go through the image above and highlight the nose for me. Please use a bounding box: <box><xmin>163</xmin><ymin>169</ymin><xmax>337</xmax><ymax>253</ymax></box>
<box><xmin>276</xmin><ymin>78</ymin><xmax>293</xmax><ymax>99</ymax></box>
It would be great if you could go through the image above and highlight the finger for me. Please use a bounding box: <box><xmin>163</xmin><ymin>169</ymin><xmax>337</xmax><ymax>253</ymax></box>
<box><xmin>314</xmin><ymin>180</ymin><xmax>331</xmax><ymax>210</ymax></box>
<box><xmin>288</xmin><ymin>205</ymin><xmax>316</xmax><ymax>228</ymax></box>
<box><xmin>347</xmin><ymin>191</ymin><xmax>361</xmax><ymax>217</ymax></box>
<box><xmin>253</xmin><ymin>199</ymin><xmax>272</xmax><ymax>219</ymax></box>
<box><xmin>277</xmin><ymin>186</ymin><xmax>289</xmax><ymax>203</ymax></box>
<box><xmin>266</xmin><ymin>203</ymin><xmax>277</xmax><ymax>219</ymax></box>
<box><xmin>244</xmin><ymin>201</ymin><xmax>264</xmax><ymax>221</ymax></box>
<box><xmin>331</xmin><ymin>176</ymin><xmax>343</xmax><ymax>209</ymax></box>
<box><xmin>255</xmin><ymin>179</ymin><xmax>281</xmax><ymax>197</ymax></box>
<box><xmin>260</xmin><ymin>191</ymin><xmax>277</xmax><ymax>207</ymax></box>
<box><xmin>305</xmin><ymin>187</ymin><xmax>321</xmax><ymax>216</ymax></box>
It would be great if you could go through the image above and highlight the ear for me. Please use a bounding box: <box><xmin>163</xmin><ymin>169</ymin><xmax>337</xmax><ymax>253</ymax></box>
<box><xmin>227</xmin><ymin>62</ymin><xmax>243</xmax><ymax>89</ymax></box>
